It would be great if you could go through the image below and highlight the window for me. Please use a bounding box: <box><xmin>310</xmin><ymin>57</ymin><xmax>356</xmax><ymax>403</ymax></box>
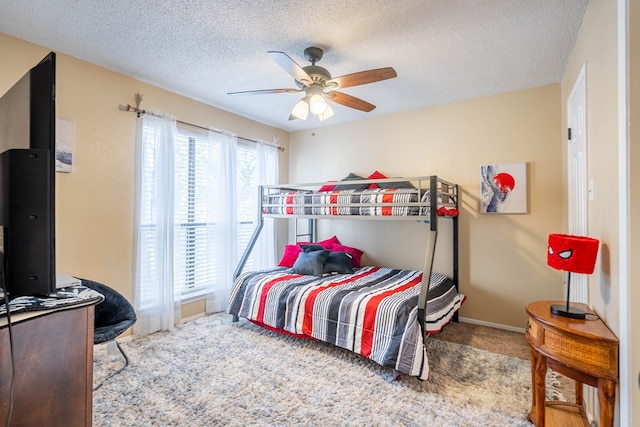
<box><xmin>138</xmin><ymin>124</ymin><xmax>261</xmax><ymax>304</ymax></box>
<box><xmin>173</xmin><ymin>129</ymin><xmax>260</xmax><ymax>299</ymax></box>
<box><xmin>172</xmin><ymin>130</ymin><xmax>214</xmax><ymax>299</ymax></box>
<box><xmin>134</xmin><ymin>113</ymin><xmax>278</xmax><ymax>335</ymax></box>
<box><xmin>236</xmin><ymin>143</ymin><xmax>258</xmax><ymax>272</ymax></box>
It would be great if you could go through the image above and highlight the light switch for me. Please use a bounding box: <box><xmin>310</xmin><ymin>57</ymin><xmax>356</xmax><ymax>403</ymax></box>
<box><xmin>589</xmin><ymin>178</ymin><xmax>594</xmax><ymax>202</ymax></box>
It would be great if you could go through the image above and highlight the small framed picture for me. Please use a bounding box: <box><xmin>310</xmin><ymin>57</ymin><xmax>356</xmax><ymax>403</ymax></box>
<box><xmin>55</xmin><ymin>118</ymin><xmax>73</xmax><ymax>173</ymax></box>
<box><xmin>480</xmin><ymin>162</ymin><xmax>527</xmax><ymax>214</ymax></box>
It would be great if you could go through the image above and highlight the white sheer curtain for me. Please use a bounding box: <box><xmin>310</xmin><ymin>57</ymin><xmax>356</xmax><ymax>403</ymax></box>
<box><xmin>205</xmin><ymin>129</ymin><xmax>238</xmax><ymax>313</ymax></box>
<box><xmin>132</xmin><ymin>116</ymin><xmax>277</xmax><ymax>321</ymax></box>
<box><xmin>132</xmin><ymin>111</ymin><xmax>181</xmax><ymax>336</ymax></box>
<box><xmin>253</xmin><ymin>140</ymin><xmax>279</xmax><ymax>269</ymax></box>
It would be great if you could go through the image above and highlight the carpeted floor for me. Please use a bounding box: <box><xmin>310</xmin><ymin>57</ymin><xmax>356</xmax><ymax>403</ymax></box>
<box><xmin>92</xmin><ymin>314</ymin><xmax>567</xmax><ymax>426</ymax></box>
<box><xmin>432</xmin><ymin>321</ymin><xmax>574</xmax><ymax>402</ymax></box>
<box><xmin>432</xmin><ymin>321</ymin><xmax>530</xmax><ymax>359</ymax></box>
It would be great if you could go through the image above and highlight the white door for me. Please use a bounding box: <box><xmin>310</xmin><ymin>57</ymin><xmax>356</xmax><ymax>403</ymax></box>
<box><xmin>567</xmin><ymin>65</ymin><xmax>588</xmax><ymax>304</ymax></box>
<box><xmin>567</xmin><ymin>63</ymin><xmax>594</xmax><ymax>414</ymax></box>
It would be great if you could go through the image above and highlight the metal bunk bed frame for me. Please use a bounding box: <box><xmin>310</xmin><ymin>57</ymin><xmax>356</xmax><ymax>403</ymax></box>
<box><xmin>232</xmin><ymin>175</ymin><xmax>459</xmax><ymax>341</ymax></box>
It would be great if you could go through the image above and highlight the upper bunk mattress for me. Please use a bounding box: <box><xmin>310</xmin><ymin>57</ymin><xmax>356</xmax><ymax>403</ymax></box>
<box><xmin>263</xmin><ymin>188</ymin><xmax>434</xmax><ymax>217</ymax></box>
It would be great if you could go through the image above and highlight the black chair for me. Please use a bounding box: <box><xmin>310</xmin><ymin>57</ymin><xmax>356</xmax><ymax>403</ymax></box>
<box><xmin>80</xmin><ymin>279</ymin><xmax>137</xmax><ymax>390</ymax></box>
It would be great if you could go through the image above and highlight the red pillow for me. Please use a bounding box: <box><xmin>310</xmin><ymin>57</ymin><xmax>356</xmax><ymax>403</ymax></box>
<box><xmin>317</xmin><ymin>235</ymin><xmax>340</xmax><ymax>249</ymax></box>
<box><xmin>367</xmin><ymin>170</ymin><xmax>388</xmax><ymax>189</ymax></box>
<box><xmin>318</xmin><ymin>181</ymin><xmax>337</xmax><ymax>192</ymax></box>
<box><xmin>332</xmin><ymin>243</ymin><xmax>363</xmax><ymax>268</ymax></box>
<box><xmin>278</xmin><ymin>237</ymin><xmax>341</xmax><ymax>267</ymax></box>
<box><xmin>278</xmin><ymin>244</ymin><xmax>302</xmax><ymax>267</ymax></box>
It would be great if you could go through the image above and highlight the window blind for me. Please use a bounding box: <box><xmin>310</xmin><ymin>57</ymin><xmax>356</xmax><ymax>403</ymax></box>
<box><xmin>138</xmin><ymin>123</ymin><xmax>260</xmax><ymax>304</ymax></box>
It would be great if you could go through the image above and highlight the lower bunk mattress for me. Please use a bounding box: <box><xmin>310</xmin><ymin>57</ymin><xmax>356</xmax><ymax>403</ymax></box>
<box><xmin>228</xmin><ymin>266</ymin><xmax>465</xmax><ymax>380</ymax></box>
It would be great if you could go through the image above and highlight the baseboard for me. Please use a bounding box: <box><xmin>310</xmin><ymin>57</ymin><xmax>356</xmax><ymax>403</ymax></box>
<box><xmin>113</xmin><ymin>313</ymin><xmax>207</xmax><ymax>343</ymax></box>
<box><xmin>116</xmin><ymin>334</ymin><xmax>135</xmax><ymax>343</ymax></box>
<box><xmin>458</xmin><ymin>316</ymin><xmax>526</xmax><ymax>334</ymax></box>
<box><xmin>180</xmin><ymin>312</ymin><xmax>206</xmax><ymax>324</ymax></box>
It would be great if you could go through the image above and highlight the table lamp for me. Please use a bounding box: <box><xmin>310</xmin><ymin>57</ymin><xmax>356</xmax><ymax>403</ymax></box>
<box><xmin>547</xmin><ymin>233</ymin><xmax>599</xmax><ymax>319</ymax></box>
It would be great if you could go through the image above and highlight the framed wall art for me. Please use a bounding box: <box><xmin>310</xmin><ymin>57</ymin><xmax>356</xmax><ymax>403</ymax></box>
<box><xmin>55</xmin><ymin>118</ymin><xmax>73</xmax><ymax>172</ymax></box>
<box><xmin>480</xmin><ymin>162</ymin><xmax>527</xmax><ymax>214</ymax></box>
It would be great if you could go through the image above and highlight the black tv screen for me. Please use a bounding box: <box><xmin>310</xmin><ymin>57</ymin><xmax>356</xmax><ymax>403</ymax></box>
<box><xmin>0</xmin><ymin>52</ymin><xmax>56</xmax><ymax>298</ymax></box>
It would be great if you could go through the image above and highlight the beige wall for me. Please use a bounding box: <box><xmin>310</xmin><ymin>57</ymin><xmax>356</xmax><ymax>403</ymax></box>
<box><xmin>0</xmin><ymin>33</ymin><xmax>290</xmax><ymax>308</ymax></box>
<box><xmin>289</xmin><ymin>84</ymin><xmax>564</xmax><ymax>329</ymax></box>
<box><xmin>562</xmin><ymin>0</ymin><xmax>620</xmax><ymax>330</ymax></box>
<box><xmin>561</xmin><ymin>0</ymin><xmax>638</xmax><ymax>424</ymax></box>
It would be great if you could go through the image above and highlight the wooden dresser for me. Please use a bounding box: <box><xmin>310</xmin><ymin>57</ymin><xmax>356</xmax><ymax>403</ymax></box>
<box><xmin>525</xmin><ymin>300</ymin><xmax>619</xmax><ymax>427</ymax></box>
<box><xmin>0</xmin><ymin>305</ymin><xmax>95</xmax><ymax>426</ymax></box>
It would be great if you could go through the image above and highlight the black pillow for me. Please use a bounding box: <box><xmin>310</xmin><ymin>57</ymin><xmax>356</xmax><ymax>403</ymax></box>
<box><xmin>333</xmin><ymin>173</ymin><xmax>370</xmax><ymax>191</ymax></box>
<box><xmin>300</xmin><ymin>244</ymin><xmax>324</xmax><ymax>253</ymax></box>
<box><xmin>291</xmin><ymin>250</ymin><xmax>330</xmax><ymax>276</ymax></box>
<box><xmin>375</xmin><ymin>180</ymin><xmax>416</xmax><ymax>190</ymax></box>
<box><xmin>323</xmin><ymin>252</ymin><xmax>354</xmax><ymax>275</ymax></box>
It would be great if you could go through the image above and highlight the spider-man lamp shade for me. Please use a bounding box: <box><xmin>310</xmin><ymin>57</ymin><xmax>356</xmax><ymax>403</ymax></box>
<box><xmin>547</xmin><ymin>233</ymin><xmax>599</xmax><ymax>319</ymax></box>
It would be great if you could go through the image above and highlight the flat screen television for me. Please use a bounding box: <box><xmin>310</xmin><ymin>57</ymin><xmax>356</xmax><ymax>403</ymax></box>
<box><xmin>0</xmin><ymin>52</ymin><xmax>56</xmax><ymax>298</ymax></box>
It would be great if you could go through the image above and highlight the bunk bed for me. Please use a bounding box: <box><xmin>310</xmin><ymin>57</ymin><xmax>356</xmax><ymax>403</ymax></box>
<box><xmin>228</xmin><ymin>175</ymin><xmax>463</xmax><ymax>380</ymax></box>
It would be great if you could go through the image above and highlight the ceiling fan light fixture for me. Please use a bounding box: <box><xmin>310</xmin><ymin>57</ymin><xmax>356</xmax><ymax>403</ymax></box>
<box><xmin>291</xmin><ymin>97</ymin><xmax>310</xmax><ymax>120</ymax></box>
<box><xmin>230</xmin><ymin>47</ymin><xmax>397</xmax><ymax>122</ymax></box>
<box><xmin>309</xmin><ymin>93</ymin><xmax>327</xmax><ymax>115</ymax></box>
<box><xmin>318</xmin><ymin>103</ymin><xmax>334</xmax><ymax>121</ymax></box>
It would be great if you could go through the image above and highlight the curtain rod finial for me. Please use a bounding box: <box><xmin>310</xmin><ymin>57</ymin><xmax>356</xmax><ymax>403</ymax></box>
<box><xmin>134</xmin><ymin>93</ymin><xmax>144</xmax><ymax>110</ymax></box>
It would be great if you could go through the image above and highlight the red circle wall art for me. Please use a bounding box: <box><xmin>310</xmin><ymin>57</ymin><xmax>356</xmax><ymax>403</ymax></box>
<box><xmin>480</xmin><ymin>162</ymin><xmax>527</xmax><ymax>214</ymax></box>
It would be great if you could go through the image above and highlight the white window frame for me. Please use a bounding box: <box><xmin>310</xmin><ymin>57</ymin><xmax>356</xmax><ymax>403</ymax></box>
<box><xmin>173</xmin><ymin>127</ymin><xmax>259</xmax><ymax>302</ymax></box>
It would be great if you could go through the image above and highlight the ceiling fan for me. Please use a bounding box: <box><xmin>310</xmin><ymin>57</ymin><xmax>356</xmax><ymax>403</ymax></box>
<box><xmin>227</xmin><ymin>47</ymin><xmax>397</xmax><ymax>121</ymax></box>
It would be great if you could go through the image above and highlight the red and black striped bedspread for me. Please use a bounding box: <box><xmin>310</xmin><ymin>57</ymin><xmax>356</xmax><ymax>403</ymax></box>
<box><xmin>228</xmin><ymin>266</ymin><xmax>465</xmax><ymax>380</ymax></box>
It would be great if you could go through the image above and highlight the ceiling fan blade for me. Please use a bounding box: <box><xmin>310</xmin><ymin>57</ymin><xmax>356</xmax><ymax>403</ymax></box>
<box><xmin>327</xmin><ymin>67</ymin><xmax>397</xmax><ymax>89</ymax></box>
<box><xmin>326</xmin><ymin>91</ymin><xmax>376</xmax><ymax>112</ymax></box>
<box><xmin>267</xmin><ymin>51</ymin><xmax>313</xmax><ymax>86</ymax></box>
<box><xmin>227</xmin><ymin>88</ymin><xmax>302</xmax><ymax>96</ymax></box>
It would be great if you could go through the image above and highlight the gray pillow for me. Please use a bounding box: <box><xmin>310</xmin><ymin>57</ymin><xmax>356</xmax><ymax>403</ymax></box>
<box><xmin>291</xmin><ymin>250</ymin><xmax>330</xmax><ymax>276</ymax></box>
<box><xmin>323</xmin><ymin>252</ymin><xmax>354</xmax><ymax>275</ymax></box>
<box><xmin>333</xmin><ymin>173</ymin><xmax>370</xmax><ymax>191</ymax></box>
<box><xmin>375</xmin><ymin>180</ymin><xmax>416</xmax><ymax>190</ymax></box>
<box><xmin>300</xmin><ymin>244</ymin><xmax>324</xmax><ymax>253</ymax></box>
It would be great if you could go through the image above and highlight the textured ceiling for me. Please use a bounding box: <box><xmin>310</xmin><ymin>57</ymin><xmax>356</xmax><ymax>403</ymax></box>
<box><xmin>0</xmin><ymin>0</ymin><xmax>588</xmax><ymax>132</ymax></box>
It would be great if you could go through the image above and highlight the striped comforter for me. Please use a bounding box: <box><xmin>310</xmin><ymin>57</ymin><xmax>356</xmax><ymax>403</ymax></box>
<box><xmin>262</xmin><ymin>188</ymin><xmax>430</xmax><ymax>216</ymax></box>
<box><xmin>228</xmin><ymin>266</ymin><xmax>465</xmax><ymax>380</ymax></box>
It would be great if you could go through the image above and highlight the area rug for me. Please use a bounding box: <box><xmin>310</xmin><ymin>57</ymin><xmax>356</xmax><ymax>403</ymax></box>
<box><xmin>93</xmin><ymin>313</ymin><xmax>539</xmax><ymax>426</ymax></box>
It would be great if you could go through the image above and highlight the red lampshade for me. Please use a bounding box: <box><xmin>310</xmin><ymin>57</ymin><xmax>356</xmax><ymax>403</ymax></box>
<box><xmin>547</xmin><ymin>233</ymin><xmax>599</xmax><ymax>274</ymax></box>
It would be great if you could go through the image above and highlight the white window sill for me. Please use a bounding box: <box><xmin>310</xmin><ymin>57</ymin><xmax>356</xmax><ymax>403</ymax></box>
<box><xmin>177</xmin><ymin>288</ymin><xmax>207</xmax><ymax>304</ymax></box>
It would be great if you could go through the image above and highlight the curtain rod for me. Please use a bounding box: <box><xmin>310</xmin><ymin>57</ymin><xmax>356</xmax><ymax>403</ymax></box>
<box><xmin>122</xmin><ymin>104</ymin><xmax>284</xmax><ymax>152</ymax></box>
